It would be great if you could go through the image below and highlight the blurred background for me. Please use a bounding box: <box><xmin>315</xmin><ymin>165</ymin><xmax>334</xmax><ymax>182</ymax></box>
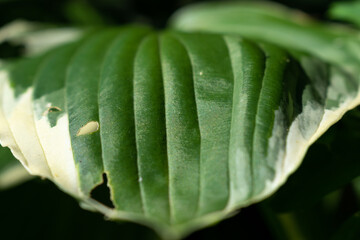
<box><xmin>0</xmin><ymin>0</ymin><xmax>359</xmax><ymax>239</ymax></box>
<box><xmin>0</xmin><ymin>0</ymin><xmax>340</xmax><ymax>28</ymax></box>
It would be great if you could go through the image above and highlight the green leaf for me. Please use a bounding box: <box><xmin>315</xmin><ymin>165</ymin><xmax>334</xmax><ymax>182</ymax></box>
<box><xmin>329</xmin><ymin>1</ymin><xmax>360</xmax><ymax>28</ymax></box>
<box><xmin>170</xmin><ymin>1</ymin><xmax>360</xmax><ymax>69</ymax></box>
<box><xmin>171</xmin><ymin>0</ymin><xmax>360</xmax><ymax>210</ymax></box>
<box><xmin>0</xmin><ymin>146</ymin><xmax>32</xmax><ymax>190</ymax></box>
<box><xmin>1</xmin><ymin>23</ymin><xmax>360</xmax><ymax>239</ymax></box>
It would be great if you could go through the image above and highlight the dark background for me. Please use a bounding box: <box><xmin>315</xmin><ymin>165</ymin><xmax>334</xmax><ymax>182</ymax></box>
<box><xmin>0</xmin><ymin>0</ymin><xmax>342</xmax><ymax>28</ymax></box>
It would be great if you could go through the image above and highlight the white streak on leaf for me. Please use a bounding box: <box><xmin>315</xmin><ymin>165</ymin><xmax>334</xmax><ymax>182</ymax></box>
<box><xmin>34</xmin><ymin>101</ymin><xmax>80</xmax><ymax>196</ymax></box>
<box><xmin>0</xmin><ymin>71</ymin><xmax>29</xmax><ymax>169</ymax></box>
<box><xmin>2</xmin><ymin>85</ymin><xmax>52</xmax><ymax>178</ymax></box>
<box><xmin>258</xmin><ymin>89</ymin><xmax>360</xmax><ymax>201</ymax></box>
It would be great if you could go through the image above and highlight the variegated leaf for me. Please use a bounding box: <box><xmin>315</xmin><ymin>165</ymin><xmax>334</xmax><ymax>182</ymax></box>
<box><xmin>0</xmin><ymin>22</ymin><xmax>359</xmax><ymax>238</ymax></box>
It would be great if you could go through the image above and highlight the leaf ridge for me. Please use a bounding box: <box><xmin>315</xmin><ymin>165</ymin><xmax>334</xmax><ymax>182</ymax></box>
<box><xmin>157</xmin><ymin>34</ymin><xmax>174</xmax><ymax>225</ymax></box>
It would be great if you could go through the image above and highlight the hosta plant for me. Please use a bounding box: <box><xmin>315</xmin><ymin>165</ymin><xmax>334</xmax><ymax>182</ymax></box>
<box><xmin>1</xmin><ymin>1</ymin><xmax>360</xmax><ymax>239</ymax></box>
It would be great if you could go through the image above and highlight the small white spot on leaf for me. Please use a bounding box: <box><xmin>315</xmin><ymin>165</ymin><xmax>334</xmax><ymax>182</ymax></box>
<box><xmin>76</xmin><ymin>121</ymin><xmax>99</xmax><ymax>136</ymax></box>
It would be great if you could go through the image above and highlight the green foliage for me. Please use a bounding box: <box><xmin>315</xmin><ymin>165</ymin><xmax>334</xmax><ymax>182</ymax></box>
<box><xmin>169</xmin><ymin>2</ymin><xmax>360</xmax><ymax>237</ymax></box>
<box><xmin>2</xmin><ymin>25</ymin><xmax>332</xmax><ymax>238</ymax></box>
<box><xmin>329</xmin><ymin>1</ymin><xmax>360</xmax><ymax>28</ymax></box>
<box><xmin>170</xmin><ymin>1</ymin><xmax>360</xmax><ymax>68</ymax></box>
